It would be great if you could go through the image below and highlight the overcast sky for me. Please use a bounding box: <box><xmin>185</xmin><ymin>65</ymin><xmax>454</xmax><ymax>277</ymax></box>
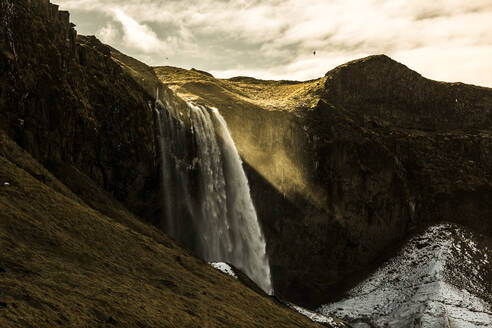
<box><xmin>56</xmin><ymin>0</ymin><xmax>492</xmax><ymax>87</ymax></box>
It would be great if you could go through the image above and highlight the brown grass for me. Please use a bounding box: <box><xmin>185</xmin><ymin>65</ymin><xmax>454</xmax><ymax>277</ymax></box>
<box><xmin>153</xmin><ymin>66</ymin><xmax>326</xmax><ymax>112</ymax></box>
<box><xmin>0</xmin><ymin>131</ymin><xmax>323</xmax><ymax>328</ymax></box>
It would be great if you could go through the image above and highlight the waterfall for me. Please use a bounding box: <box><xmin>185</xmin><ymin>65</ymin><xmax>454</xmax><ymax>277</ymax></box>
<box><xmin>153</xmin><ymin>91</ymin><xmax>273</xmax><ymax>295</ymax></box>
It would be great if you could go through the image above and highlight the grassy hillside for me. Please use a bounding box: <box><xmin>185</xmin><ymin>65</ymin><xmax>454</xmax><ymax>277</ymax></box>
<box><xmin>154</xmin><ymin>66</ymin><xmax>324</xmax><ymax>112</ymax></box>
<box><xmin>0</xmin><ymin>130</ymin><xmax>324</xmax><ymax>327</ymax></box>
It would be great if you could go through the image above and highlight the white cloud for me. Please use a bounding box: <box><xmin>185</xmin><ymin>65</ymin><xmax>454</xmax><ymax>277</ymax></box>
<box><xmin>96</xmin><ymin>23</ymin><xmax>119</xmax><ymax>44</ymax></box>
<box><xmin>393</xmin><ymin>45</ymin><xmax>492</xmax><ymax>87</ymax></box>
<box><xmin>111</xmin><ymin>9</ymin><xmax>167</xmax><ymax>54</ymax></box>
<box><xmin>56</xmin><ymin>0</ymin><xmax>492</xmax><ymax>87</ymax></box>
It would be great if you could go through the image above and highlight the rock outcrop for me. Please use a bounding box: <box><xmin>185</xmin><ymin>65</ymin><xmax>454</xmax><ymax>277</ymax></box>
<box><xmin>0</xmin><ymin>0</ymin><xmax>161</xmax><ymax>223</ymax></box>
<box><xmin>323</xmin><ymin>55</ymin><xmax>492</xmax><ymax>131</ymax></box>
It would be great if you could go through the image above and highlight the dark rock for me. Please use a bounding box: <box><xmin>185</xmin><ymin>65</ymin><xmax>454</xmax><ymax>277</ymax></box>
<box><xmin>106</xmin><ymin>316</ymin><xmax>117</xmax><ymax>325</ymax></box>
<box><xmin>0</xmin><ymin>0</ymin><xmax>161</xmax><ymax>224</ymax></box>
<box><xmin>323</xmin><ymin>54</ymin><xmax>492</xmax><ymax>131</ymax></box>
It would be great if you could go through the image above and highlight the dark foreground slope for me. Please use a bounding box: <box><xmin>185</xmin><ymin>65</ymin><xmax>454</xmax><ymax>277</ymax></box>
<box><xmin>0</xmin><ymin>130</ymin><xmax>323</xmax><ymax>328</ymax></box>
<box><xmin>155</xmin><ymin>58</ymin><xmax>492</xmax><ymax>306</ymax></box>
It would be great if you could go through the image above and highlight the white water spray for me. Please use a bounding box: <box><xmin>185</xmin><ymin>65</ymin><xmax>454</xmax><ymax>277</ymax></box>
<box><xmin>153</xmin><ymin>91</ymin><xmax>272</xmax><ymax>294</ymax></box>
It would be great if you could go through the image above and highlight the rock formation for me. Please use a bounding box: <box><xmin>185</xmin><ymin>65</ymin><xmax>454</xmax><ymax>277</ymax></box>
<box><xmin>0</xmin><ymin>0</ymin><xmax>161</xmax><ymax>224</ymax></box>
<box><xmin>320</xmin><ymin>223</ymin><xmax>491</xmax><ymax>327</ymax></box>
<box><xmin>154</xmin><ymin>56</ymin><xmax>492</xmax><ymax>307</ymax></box>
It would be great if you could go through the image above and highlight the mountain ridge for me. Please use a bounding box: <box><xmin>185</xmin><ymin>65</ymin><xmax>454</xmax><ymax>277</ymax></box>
<box><xmin>153</xmin><ymin>51</ymin><xmax>492</xmax><ymax>307</ymax></box>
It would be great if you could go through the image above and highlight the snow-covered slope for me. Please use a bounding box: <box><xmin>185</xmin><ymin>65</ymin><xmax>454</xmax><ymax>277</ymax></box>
<box><xmin>319</xmin><ymin>223</ymin><xmax>491</xmax><ymax>328</ymax></box>
<box><xmin>288</xmin><ymin>303</ymin><xmax>348</xmax><ymax>327</ymax></box>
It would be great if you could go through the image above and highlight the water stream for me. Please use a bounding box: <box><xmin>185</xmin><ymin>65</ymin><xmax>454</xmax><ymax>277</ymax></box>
<box><xmin>153</xmin><ymin>90</ymin><xmax>272</xmax><ymax>294</ymax></box>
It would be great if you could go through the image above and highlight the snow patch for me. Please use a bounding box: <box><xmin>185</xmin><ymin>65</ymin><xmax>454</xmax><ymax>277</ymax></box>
<box><xmin>209</xmin><ymin>262</ymin><xmax>237</xmax><ymax>279</ymax></box>
<box><xmin>287</xmin><ymin>303</ymin><xmax>345</xmax><ymax>327</ymax></box>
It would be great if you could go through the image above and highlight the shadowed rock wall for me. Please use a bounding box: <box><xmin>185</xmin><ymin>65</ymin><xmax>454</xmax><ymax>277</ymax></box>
<box><xmin>0</xmin><ymin>0</ymin><xmax>162</xmax><ymax>221</ymax></box>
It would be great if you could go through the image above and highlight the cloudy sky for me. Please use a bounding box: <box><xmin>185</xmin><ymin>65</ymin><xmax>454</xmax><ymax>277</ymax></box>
<box><xmin>57</xmin><ymin>0</ymin><xmax>492</xmax><ymax>87</ymax></box>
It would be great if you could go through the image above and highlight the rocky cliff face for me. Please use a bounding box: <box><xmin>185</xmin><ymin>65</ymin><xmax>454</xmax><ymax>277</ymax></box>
<box><xmin>155</xmin><ymin>56</ymin><xmax>492</xmax><ymax>307</ymax></box>
<box><xmin>0</xmin><ymin>0</ymin><xmax>162</xmax><ymax>223</ymax></box>
<box><xmin>293</xmin><ymin>56</ymin><xmax>492</xmax><ymax>305</ymax></box>
<box><xmin>323</xmin><ymin>55</ymin><xmax>492</xmax><ymax>130</ymax></box>
<box><xmin>319</xmin><ymin>55</ymin><xmax>492</xmax><ymax>234</ymax></box>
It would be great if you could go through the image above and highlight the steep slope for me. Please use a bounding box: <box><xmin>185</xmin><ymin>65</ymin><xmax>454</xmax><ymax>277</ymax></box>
<box><xmin>0</xmin><ymin>129</ymin><xmax>325</xmax><ymax>328</ymax></box>
<box><xmin>154</xmin><ymin>58</ymin><xmax>492</xmax><ymax>307</ymax></box>
<box><xmin>319</xmin><ymin>223</ymin><xmax>492</xmax><ymax>328</ymax></box>
<box><xmin>0</xmin><ymin>0</ymin><xmax>160</xmax><ymax>224</ymax></box>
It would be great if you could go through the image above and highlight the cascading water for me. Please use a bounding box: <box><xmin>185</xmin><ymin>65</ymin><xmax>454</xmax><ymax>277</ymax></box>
<box><xmin>153</xmin><ymin>89</ymin><xmax>272</xmax><ymax>295</ymax></box>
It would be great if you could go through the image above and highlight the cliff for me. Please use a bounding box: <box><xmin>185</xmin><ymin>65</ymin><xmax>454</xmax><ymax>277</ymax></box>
<box><xmin>154</xmin><ymin>55</ymin><xmax>492</xmax><ymax>306</ymax></box>
<box><xmin>0</xmin><ymin>0</ymin><xmax>162</xmax><ymax>224</ymax></box>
